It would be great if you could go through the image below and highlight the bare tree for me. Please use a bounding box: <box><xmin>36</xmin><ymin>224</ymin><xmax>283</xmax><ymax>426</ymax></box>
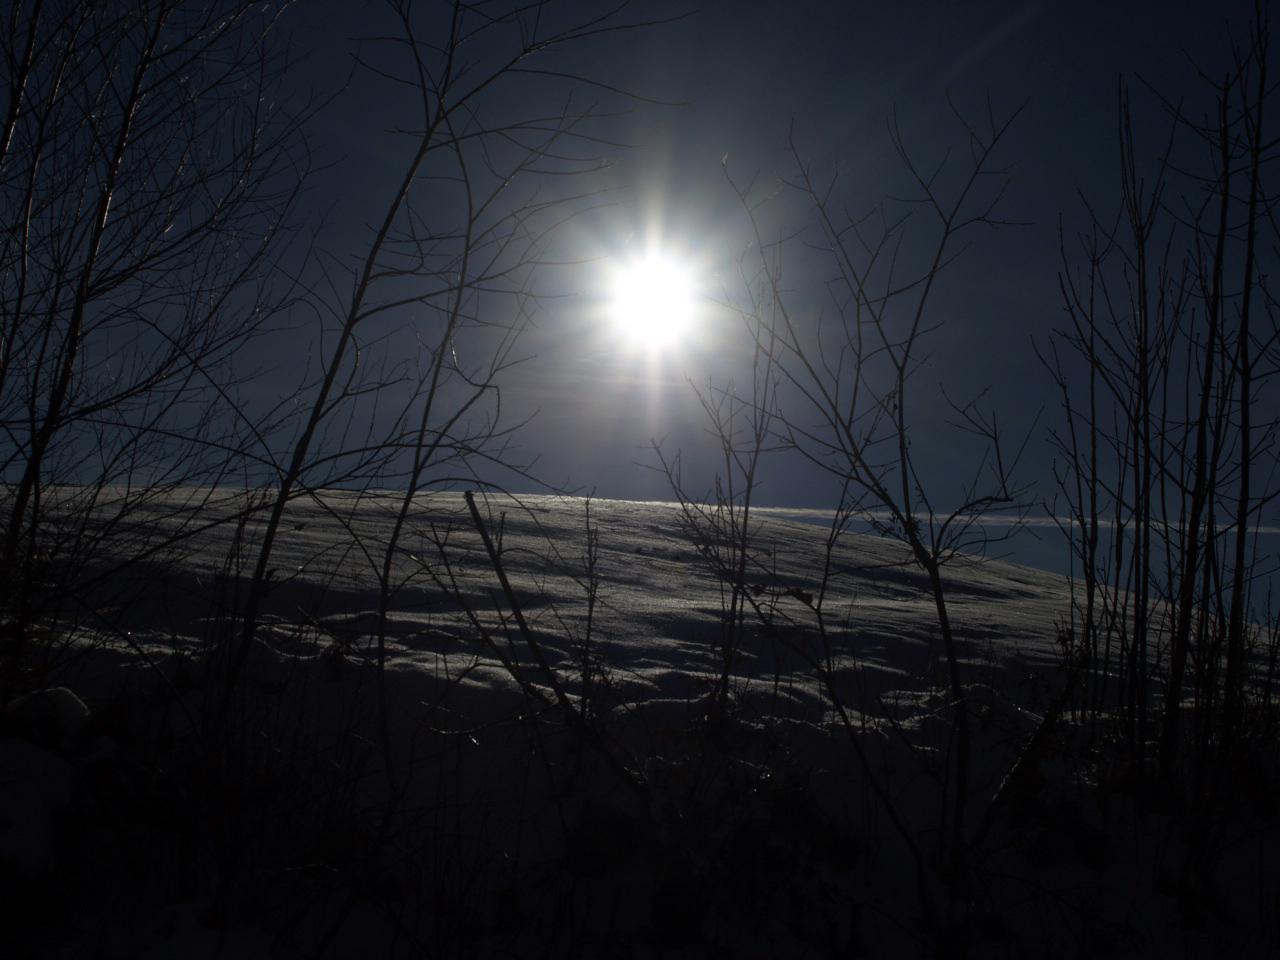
<box><xmin>0</xmin><ymin>0</ymin><xmax>308</xmax><ymax>679</ymax></box>
<box><xmin>657</xmin><ymin>101</ymin><xmax>1030</xmax><ymax>949</ymax></box>
<box><xmin>207</xmin><ymin>0</ymin><xmax>680</xmax><ymax>751</ymax></box>
<box><xmin>1044</xmin><ymin>3</ymin><xmax>1280</xmax><ymax>855</ymax></box>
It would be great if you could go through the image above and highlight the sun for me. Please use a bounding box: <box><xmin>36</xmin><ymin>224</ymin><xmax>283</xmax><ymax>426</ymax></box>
<box><xmin>609</xmin><ymin>253</ymin><xmax>697</xmax><ymax>348</ymax></box>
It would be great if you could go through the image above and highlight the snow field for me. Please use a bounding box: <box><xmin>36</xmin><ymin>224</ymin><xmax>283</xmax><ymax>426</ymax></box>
<box><xmin>2</xmin><ymin>489</ymin><xmax>1277</xmax><ymax>958</ymax></box>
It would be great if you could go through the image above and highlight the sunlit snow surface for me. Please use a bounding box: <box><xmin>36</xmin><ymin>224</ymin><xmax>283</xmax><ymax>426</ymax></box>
<box><xmin>76</xmin><ymin>488</ymin><xmax>1070</xmax><ymax>689</ymax></box>
<box><xmin>15</xmin><ymin>490</ymin><xmax>1280</xmax><ymax>959</ymax></box>
<box><xmin>67</xmin><ymin>489</ymin><xmax>1073</xmax><ymax>762</ymax></box>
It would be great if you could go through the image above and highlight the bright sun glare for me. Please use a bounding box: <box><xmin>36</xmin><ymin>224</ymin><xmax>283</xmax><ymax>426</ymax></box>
<box><xmin>609</xmin><ymin>254</ymin><xmax>697</xmax><ymax>348</ymax></box>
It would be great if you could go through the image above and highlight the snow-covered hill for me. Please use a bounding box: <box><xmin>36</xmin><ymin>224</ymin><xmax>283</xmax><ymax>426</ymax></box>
<box><xmin>2</xmin><ymin>490</ymin><xmax>1276</xmax><ymax>958</ymax></box>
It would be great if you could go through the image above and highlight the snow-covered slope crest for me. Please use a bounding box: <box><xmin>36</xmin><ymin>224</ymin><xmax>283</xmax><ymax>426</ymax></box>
<box><xmin>3</xmin><ymin>489</ymin><xmax>1277</xmax><ymax>959</ymax></box>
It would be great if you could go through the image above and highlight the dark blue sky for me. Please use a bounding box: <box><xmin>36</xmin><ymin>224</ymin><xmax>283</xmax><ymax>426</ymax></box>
<box><xmin>282</xmin><ymin>0</ymin><xmax>1262</xmax><ymax>573</ymax></box>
